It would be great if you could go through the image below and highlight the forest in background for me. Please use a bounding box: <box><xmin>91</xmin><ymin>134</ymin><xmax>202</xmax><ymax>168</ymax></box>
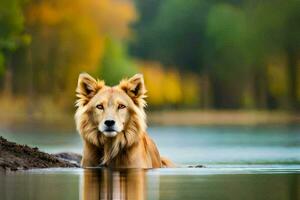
<box><xmin>0</xmin><ymin>0</ymin><xmax>300</xmax><ymax>121</ymax></box>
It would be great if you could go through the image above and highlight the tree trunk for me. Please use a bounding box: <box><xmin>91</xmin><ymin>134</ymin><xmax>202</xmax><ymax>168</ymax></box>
<box><xmin>200</xmin><ymin>73</ymin><xmax>212</xmax><ymax>109</ymax></box>
<box><xmin>286</xmin><ymin>48</ymin><xmax>298</xmax><ymax>110</ymax></box>
<box><xmin>3</xmin><ymin>54</ymin><xmax>13</xmax><ymax>98</ymax></box>
<box><xmin>254</xmin><ymin>67</ymin><xmax>268</xmax><ymax>109</ymax></box>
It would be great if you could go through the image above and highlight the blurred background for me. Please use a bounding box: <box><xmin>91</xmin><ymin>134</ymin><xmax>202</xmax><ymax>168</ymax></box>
<box><xmin>1</xmin><ymin>2</ymin><xmax>300</xmax><ymax>199</ymax></box>
<box><xmin>0</xmin><ymin>0</ymin><xmax>300</xmax><ymax>128</ymax></box>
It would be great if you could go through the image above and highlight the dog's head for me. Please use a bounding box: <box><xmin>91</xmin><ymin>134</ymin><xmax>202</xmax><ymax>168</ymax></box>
<box><xmin>75</xmin><ymin>73</ymin><xmax>147</xmax><ymax>138</ymax></box>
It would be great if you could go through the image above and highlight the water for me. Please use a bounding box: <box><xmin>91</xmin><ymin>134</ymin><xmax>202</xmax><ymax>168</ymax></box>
<box><xmin>1</xmin><ymin>125</ymin><xmax>300</xmax><ymax>200</ymax></box>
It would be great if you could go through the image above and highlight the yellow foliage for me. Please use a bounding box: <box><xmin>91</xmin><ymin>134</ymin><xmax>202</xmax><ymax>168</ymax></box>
<box><xmin>139</xmin><ymin>62</ymin><xmax>165</xmax><ymax>106</ymax></box>
<box><xmin>181</xmin><ymin>74</ymin><xmax>200</xmax><ymax>105</ymax></box>
<box><xmin>163</xmin><ymin>70</ymin><xmax>182</xmax><ymax>104</ymax></box>
<box><xmin>139</xmin><ymin>61</ymin><xmax>200</xmax><ymax>107</ymax></box>
<box><xmin>26</xmin><ymin>3</ymin><xmax>61</xmax><ymax>25</ymax></box>
<box><xmin>266</xmin><ymin>56</ymin><xmax>288</xmax><ymax>97</ymax></box>
<box><xmin>24</xmin><ymin>0</ymin><xmax>137</xmax><ymax>105</ymax></box>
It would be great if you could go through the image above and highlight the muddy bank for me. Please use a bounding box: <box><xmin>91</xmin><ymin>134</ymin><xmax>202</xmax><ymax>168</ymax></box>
<box><xmin>0</xmin><ymin>136</ymin><xmax>80</xmax><ymax>171</ymax></box>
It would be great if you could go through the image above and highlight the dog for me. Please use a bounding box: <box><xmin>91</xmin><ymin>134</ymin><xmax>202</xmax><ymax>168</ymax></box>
<box><xmin>75</xmin><ymin>73</ymin><xmax>174</xmax><ymax>168</ymax></box>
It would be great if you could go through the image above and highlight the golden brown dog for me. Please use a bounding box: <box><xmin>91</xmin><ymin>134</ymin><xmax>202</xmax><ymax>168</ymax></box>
<box><xmin>75</xmin><ymin>73</ymin><xmax>174</xmax><ymax>168</ymax></box>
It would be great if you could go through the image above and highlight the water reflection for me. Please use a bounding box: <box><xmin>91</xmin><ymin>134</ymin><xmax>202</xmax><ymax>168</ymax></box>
<box><xmin>0</xmin><ymin>167</ymin><xmax>299</xmax><ymax>200</ymax></box>
<box><xmin>81</xmin><ymin>169</ymin><xmax>148</xmax><ymax>200</ymax></box>
<box><xmin>79</xmin><ymin>168</ymin><xmax>300</xmax><ymax>200</ymax></box>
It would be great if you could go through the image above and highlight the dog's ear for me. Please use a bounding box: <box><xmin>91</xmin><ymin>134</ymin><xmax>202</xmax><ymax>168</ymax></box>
<box><xmin>120</xmin><ymin>74</ymin><xmax>147</xmax><ymax>106</ymax></box>
<box><xmin>76</xmin><ymin>73</ymin><xmax>104</xmax><ymax>107</ymax></box>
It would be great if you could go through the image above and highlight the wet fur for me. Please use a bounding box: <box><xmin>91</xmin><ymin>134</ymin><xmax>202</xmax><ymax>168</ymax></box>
<box><xmin>75</xmin><ymin>73</ymin><xmax>174</xmax><ymax>168</ymax></box>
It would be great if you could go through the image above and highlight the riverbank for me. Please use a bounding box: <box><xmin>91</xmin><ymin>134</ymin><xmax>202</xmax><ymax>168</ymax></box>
<box><xmin>148</xmin><ymin>110</ymin><xmax>300</xmax><ymax>126</ymax></box>
<box><xmin>0</xmin><ymin>137</ymin><xmax>79</xmax><ymax>171</ymax></box>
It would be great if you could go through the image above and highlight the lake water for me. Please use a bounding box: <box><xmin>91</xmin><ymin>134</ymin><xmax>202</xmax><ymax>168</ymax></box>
<box><xmin>1</xmin><ymin>125</ymin><xmax>300</xmax><ymax>200</ymax></box>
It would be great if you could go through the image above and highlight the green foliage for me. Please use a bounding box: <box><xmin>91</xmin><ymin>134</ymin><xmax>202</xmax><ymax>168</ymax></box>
<box><xmin>99</xmin><ymin>37</ymin><xmax>138</xmax><ymax>86</ymax></box>
<box><xmin>0</xmin><ymin>0</ymin><xmax>28</xmax><ymax>75</ymax></box>
<box><xmin>0</xmin><ymin>53</ymin><xmax>4</xmax><ymax>74</ymax></box>
<box><xmin>206</xmin><ymin>4</ymin><xmax>251</xmax><ymax>81</ymax></box>
<box><xmin>131</xmin><ymin>0</ymin><xmax>300</xmax><ymax>109</ymax></box>
<box><xmin>0</xmin><ymin>0</ymin><xmax>25</xmax><ymax>49</ymax></box>
<box><xmin>131</xmin><ymin>0</ymin><xmax>211</xmax><ymax>72</ymax></box>
<box><xmin>0</xmin><ymin>0</ymin><xmax>299</xmax><ymax>110</ymax></box>
<box><xmin>206</xmin><ymin>4</ymin><xmax>247</xmax><ymax>50</ymax></box>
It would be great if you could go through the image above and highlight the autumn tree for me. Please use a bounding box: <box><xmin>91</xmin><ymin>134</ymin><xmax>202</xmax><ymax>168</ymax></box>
<box><xmin>10</xmin><ymin>0</ymin><xmax>136</xmax><ymax>109</ymax></box>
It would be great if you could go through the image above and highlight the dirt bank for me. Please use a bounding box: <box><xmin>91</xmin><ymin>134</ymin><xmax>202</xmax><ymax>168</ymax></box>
<box><xmin>0</xmin><ymin>136</ymin><xmax>80</xmax><ymax>171</ymax></box>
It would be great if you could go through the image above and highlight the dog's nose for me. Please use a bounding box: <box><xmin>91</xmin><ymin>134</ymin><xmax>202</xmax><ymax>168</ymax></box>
<box><xmin>104</xmin><ymin>120</ymin><xmax>115</xmax><ymax>127</ymax></box>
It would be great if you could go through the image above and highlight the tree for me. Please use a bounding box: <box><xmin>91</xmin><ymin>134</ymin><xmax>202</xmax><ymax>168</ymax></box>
<box><xmin>130</xmin><ymin>0</ymin><xmax>212</xmax><ymax>72</ymax></box>
<box><xmin>10</xmin><ymin>0</ymin><xmax>136</xmax><ymax>108</ymax></box>
<box><xmin>205</xmin><ymin>3</ymin><xmax>253</xmax><ymax>108</ymax></box>
<box><xmin>98</xmin><ymin>37</ymin><xmax>138</xmax><ymax>86</ymax></box>
<box><xmin>250</xmin><ymin>0</ymin><xmax>300</xmax><ymax>109</ymax></box>
<box><xmin>130</xmin><ymin>0</ymin><xmax>300</xmax><ymax>109</ymax></box>
<box><xmin>0</xmin><ymin>0</ymin><xmax>29</xmax><ymax>95</ymax></box>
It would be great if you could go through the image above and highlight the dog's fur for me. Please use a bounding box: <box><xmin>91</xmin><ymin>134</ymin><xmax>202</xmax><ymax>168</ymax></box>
<box><xmin>75</xmin><ymin>73</ymin><xmax>174</xmax><ymax>168</ymax></box>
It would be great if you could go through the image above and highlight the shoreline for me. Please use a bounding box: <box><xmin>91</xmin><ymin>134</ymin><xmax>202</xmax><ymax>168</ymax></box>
<box><xmin>148</xmin><ymin>110</ymin><xmax>300</xmax><ymax>126</ymax></box>
<box><xmin>0</xmin><ymin>136</ymin><xmax>80</xmax><ymax>171</ymax></box>
<box><xmin>0</xmin><ymin>110</ymin><xmax>299</xmax><ymax>131</ymax></box>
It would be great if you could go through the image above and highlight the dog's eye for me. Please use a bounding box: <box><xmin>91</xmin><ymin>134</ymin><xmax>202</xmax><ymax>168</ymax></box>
<box><xmin>118</xmin><ymin>104</ymin><xmax>126</xmax><ymax>109</ymax></box>
<box><xmin>96</xmin><ymin>104</ymin><xmax>104</xmax><ymax>110</ymax></box>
